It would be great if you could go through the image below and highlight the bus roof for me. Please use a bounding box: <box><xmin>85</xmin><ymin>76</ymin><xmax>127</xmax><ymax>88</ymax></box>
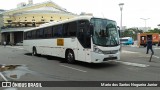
<box><xmin>24</xmin><ymin>16</ymin><xmax>115</xmax><ymax>32</ymax></box>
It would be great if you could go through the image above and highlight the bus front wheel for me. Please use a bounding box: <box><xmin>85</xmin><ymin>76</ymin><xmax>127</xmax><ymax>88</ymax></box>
<box><xmin>32</xmin><ymin>47</ymin><xmax>37</xmax><ymax>56</ymax></box>
<box><xmin>66</xmin><ymin>50</ymin><xmax>75</xmax><ymax>63</ymax></box>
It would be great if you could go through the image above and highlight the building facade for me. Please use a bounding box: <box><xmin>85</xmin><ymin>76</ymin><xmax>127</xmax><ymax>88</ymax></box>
<box><xmin>1</xmin><ymin>0</ymin><xmax>77</xmax><ymax>45</ymax></box>
<box><xmin>0</xmin><ymin>9</ymin><xmax>5</xmax><ymax>44</ymax></box>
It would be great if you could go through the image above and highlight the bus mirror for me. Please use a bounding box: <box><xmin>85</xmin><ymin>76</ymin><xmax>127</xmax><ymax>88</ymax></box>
<box><xmin>90</xmin><ymin>24</ymin><xmax>94</xmax><ymax>35</ymax></box>
<box><xmin>117</xmin><ymin>26</ymin><xmax>120</xmax><ymax>37</ymax></box>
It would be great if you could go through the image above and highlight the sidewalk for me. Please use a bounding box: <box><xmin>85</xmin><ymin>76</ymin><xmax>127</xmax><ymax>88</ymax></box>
<box><xmin>0</xmin><ymin>45</ymin><xmax>24</xmax><ymax>50</ymax></box>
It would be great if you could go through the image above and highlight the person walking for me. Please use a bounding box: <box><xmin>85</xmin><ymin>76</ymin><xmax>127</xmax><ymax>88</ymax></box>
<box><xmin>146</xmin><ymin>37</ymin><xmax>154</xmax><ymax>55</ymax></box>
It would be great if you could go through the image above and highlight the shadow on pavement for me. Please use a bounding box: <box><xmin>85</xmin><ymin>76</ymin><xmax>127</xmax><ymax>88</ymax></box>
<box><xmin>24</xmin><ymin>53</ymin><xmax>119</xmax><ymax>69</ymax></box>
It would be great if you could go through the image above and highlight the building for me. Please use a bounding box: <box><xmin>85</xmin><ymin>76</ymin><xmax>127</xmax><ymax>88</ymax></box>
<box><xmin>1</xmin><ymin>0</ymin><xmax>77</xmax><ymax>45</ymax></box>
<box><xmin>0</xmin><ymin>9</ymin><xmax>5</xmax><ymax>44</ymax></box>
<box><xmin>0</xmin><ymin>9</ymin><xmax>5</xmax><ymax>28</ymax></box>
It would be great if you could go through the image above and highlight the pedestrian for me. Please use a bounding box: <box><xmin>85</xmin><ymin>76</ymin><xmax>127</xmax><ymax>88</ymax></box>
<box><xmin>3</xmin><ymin>41</ymin><xmax>6</xmax><ymax>47</ymax></box>
<box><xmin>146</xmin><ymin>37</ymin><xmax>154</xmax><ymax>55</ymax></box>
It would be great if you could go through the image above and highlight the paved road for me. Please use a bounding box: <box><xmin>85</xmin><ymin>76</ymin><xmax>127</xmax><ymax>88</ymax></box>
<box><xmin>0</xmin><ymin>45</ymin><xmax>160</xmax><ymax>90</ymax></box>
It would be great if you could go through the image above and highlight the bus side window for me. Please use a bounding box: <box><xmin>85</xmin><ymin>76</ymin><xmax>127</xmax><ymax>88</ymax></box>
<box><xmin>52</xmin><ymin>26</ymin><xmax>55</xmax><ymax>37</ymax></box>
<box><xmin>24</xmin><ymin>32</ymin><xmax>27</xmax><ymax>40</ymax></box>
<box><xmin>27</xmin><ymin>31</ymin><xmax>31</xmax><ymax>39</ymax></box>
<box><xmin>53</xmin><ymin>26</ymin><xmax>57</xmax><ymax>37</ymax></box>
<box><xmin>54</xmin><ymin>25</ymin><xmax>63</xmax><ymax>37</ymax></box>
<box><xmin>36</xmin><ymin>29</ymin><xmax>40</xmax><ymax>39</ymax></box>
<box><xmin>68</xmin><ymin>21</ymin><xmax>77</xmax><ymax>36</ymax></box>
<box><xmin>63</xmin><ymin>23</ymin><xmax>69</xmax><ymax>37</ymax></box>
<box><xmin>39</xmin><ymin>29</ymin><xmax>44</xmax><ymax>38</ymax></box>
<box><xmin>31</xmin><ymin>30</ymin><xmax>36</xmax><ymax>39</ymax></box>
<box><xmin>44</xmin><ymin>27</ymin><xmax>52</xmax><ymax>38</ymax></box>
<box><xmin>58</xmin><ymin>25</ymin><xmax>62</xmax><ymax>37</ymax></box>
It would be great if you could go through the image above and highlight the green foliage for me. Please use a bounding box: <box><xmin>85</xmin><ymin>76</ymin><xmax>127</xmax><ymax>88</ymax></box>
<box><xmin>147</xmin><ymin>28</ymin><xmax>160</xmax><ymax>34</ymax></box>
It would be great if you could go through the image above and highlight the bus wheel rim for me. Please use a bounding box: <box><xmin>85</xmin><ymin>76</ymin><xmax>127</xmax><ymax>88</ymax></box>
<box><xmin>68</xmin><ymin>53</ymin><xmax>73</xmax><ymax>61</ymax></box>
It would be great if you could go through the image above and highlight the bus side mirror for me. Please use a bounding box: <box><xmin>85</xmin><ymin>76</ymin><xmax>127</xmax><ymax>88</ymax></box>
<box><xmin>117</xmin><ymin>26</ymin><xmax>120</xmax><ymax>37</ymax></box>
<box><xmin>90</xmin><ymin>24</ymin><xmax>94</xmax><ymax>35</ymax></box>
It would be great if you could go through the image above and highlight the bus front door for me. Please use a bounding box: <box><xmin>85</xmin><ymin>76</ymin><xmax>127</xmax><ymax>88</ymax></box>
<box><xmin>77</xmin><ymin>28</ymin><xmax>86</xmax><ymax>61</ymax></box>
<box><xmin>77</xmin><ymin>20</ymin><xmax>91</xmax><ymax>62</ymax></box>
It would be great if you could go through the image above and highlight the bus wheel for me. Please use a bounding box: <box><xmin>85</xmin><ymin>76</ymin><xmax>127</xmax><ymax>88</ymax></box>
<box><xmin>66</xmin><ymin>50</ymin><xmax>75</xmax><ymax>63</ymax></box>
<box><xmin>32</xmin><ymin>47</ymin><xmax>37</xmax><ymax>56</ymax></box>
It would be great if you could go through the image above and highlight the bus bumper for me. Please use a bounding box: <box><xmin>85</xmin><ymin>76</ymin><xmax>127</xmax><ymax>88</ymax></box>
<box><xmin>90</xmin><ymin>51</ymin><xmax>120</xmax><ymax>63</ymax></box>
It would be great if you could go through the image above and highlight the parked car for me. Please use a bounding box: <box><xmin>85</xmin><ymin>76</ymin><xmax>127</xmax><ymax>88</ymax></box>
<box><xmin>120</xmin><ymin>37</ymin><xmax>134</xmax><ymax>45</ymax></box>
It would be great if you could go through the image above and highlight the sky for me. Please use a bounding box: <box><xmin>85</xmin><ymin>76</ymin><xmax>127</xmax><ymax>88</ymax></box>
<box><xmin>0</xmin><ymin>0</ymin><xmax>160</xmax><ymax>29</ymax></box>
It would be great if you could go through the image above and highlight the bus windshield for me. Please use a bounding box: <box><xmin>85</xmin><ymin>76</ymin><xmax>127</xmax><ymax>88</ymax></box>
<box><xmin>91</xmin><ymin>18</ymin><xmax>119</xmax><ymax>47</ymax></box>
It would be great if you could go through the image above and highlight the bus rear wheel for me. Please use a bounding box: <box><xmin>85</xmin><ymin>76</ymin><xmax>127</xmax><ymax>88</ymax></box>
<box><xmin>66</xmin><ymin>50</ymin><xmax>75</xmax><ymax>63</ymax></box>
<box><xmin>32</xmin><ymin>47</ymin><xmax>37</xmax><ymax>56</ymax></box>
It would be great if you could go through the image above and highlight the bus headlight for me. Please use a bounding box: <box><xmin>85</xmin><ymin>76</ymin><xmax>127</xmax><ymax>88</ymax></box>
<box><xmin>93</xmin><ymin>47</ymin><xmax>103</xmax><ymax>54</ymax></box>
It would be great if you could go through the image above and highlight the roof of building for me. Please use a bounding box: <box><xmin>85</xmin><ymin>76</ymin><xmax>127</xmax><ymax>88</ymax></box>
<box><xmin>13</xmin><ymin>6</ymin><xmax>75</xmax><ymax>16</ymax></box>
<box><xmin>27</xmin><ymin>7</ymin><xmax>61</xmax><ymax>12</ymax></box>
<box><xmin>2</xmin><ymin>1</ymin><xmax>69</xmax><ymax>15</ymax></box>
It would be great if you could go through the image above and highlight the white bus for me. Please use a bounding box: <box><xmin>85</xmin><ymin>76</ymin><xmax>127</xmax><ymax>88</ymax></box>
<box><xmin>23</xmin><ymin>16</ymin><xmax>120</xmax><ymax>63</ymax></box>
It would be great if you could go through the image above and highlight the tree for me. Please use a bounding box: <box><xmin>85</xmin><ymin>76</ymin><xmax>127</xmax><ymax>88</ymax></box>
<box><xmin>147</xmin><ymin>28</ymin><xmax>160</xmax><ymax>34</ymax></box>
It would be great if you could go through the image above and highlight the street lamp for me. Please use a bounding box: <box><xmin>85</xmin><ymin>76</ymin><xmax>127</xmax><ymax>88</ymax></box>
<box><xmin>119</xmin><ymin>3</ymin><xmax>124</xmax><ymax>31</ymax></box>
<box><xmin>140</xmin><ymin>18</ymin><xmax>150</xmax><ymax>32</ymax></box>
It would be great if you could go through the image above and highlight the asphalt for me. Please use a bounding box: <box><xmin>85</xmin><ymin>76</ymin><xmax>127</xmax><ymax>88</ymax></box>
<box><xmin>0</xmin><ymin>45</ymin><xmax>160</xmax><ymax>90</ymax></box>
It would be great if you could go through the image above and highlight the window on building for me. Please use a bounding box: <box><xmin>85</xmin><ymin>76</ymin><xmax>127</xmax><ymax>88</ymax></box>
<box><xmin>33</xmin><ymin>16</ymin><xmax>34</xmax><ymax>18</ymax></box>
<box><xmin>25</xmin><ymin>24</ymin><xmax>27</xmax><ymax>27</ymax></box>
<box><xmin>42</xmin><ymin>16</ymin><xmax>43</xmax><ymax>18</ymax></box>
<box><xmin>32</xmin><ymin>22</ymin><xmax>36</xmax><ymax>27</ymax></box>
<box><xmin>41</xmin><ymin>19</ymin><xmax>45</xmax><ymax>21</ymax></box>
